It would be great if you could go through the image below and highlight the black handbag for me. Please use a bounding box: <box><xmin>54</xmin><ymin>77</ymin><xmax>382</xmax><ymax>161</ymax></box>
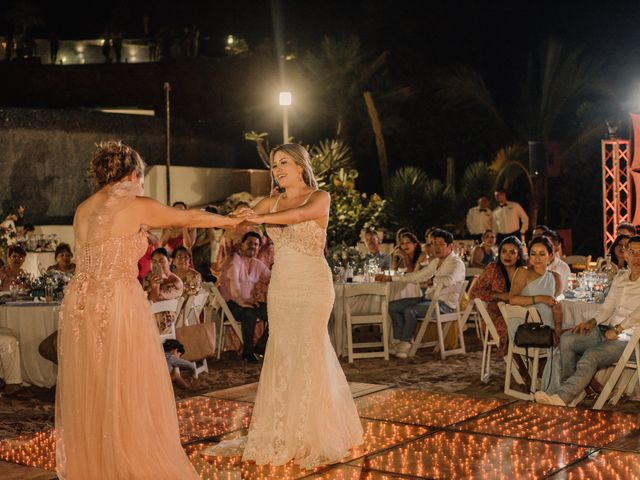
<box><xmin>514</xmin><ymin>310</ymin><xmax>554</xmax><ymax>348</ymax></box>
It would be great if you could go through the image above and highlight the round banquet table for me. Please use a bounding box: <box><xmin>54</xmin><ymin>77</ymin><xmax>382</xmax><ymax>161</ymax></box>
<box><xmin>0</xmin><ymin>302</ymin><xmax>59</xmax><ymax>387</ymax></box>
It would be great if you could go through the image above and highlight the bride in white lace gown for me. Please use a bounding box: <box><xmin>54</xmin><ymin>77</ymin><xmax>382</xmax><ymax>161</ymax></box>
<box><xmin>236</xmin><ymin>144</ymin><xmax>363</xmax><ymax>468</ymax></box>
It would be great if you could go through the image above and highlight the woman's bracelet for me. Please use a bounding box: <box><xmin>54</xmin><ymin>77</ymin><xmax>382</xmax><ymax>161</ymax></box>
<box><xmin>532</xmin><ymin>295</ymin><xmax>536</xmax><ymax>304</ymax></box>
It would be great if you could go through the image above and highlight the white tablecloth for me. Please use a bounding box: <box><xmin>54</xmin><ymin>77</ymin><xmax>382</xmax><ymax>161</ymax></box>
<box><xmin>23</xmin><ymin>252</ymin><xmax>56</xmax><ymax>277</ymax></box>
<box><xmin>331</xmin><ymin>281</ymin><xmax>422</xmax><ymax>357</ymax></box>
<box><xmin>0</xmin><ymin>303</ymin><xmax>59</xmax><ymax>387</ymax></box>
<box><xmin>561</xmin><ymin>299</ymin><xmax>603</xmax><ymax>328</ymax></box>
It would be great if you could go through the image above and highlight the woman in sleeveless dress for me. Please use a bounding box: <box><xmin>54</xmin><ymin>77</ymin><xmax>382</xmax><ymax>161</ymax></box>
<box><xmin>507</xmin><ymin>236</ymin><xmax>563</xmax><ymax>342</ymax></box>
<box><xmin>236</xmin><ymin>143</ymin><xmax>363</xmax><ymax>468</ymax></box>
<box><xmin>55</xmin><ymin>141</ymin><xmax>243</xmax><ymax>479</ymax></box>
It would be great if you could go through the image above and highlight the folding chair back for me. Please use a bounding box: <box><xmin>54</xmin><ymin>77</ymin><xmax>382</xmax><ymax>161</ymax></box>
<box><xmin>344</xmin><ymin>282</ymin><xmax>390</xmax><ymax>363</ymax></box>
<box><xmin>150</xmin><ymin>297</ymin><xmax>185</xmax><ymax>342</ymax></box>
<box><xmin>208</xmin><ymin>285</ymin><xmax>244</xmax><ymax>359</ymax></box>
<box><xmin>409</xmin><ymin>280</ymin><xmax>468</xmax><ymax>359</ymax></box>
<box><xmin>593</xmin><ymin>328</ymin><xmax>640</xmax><ymax>409</ymax></box>
<box><xmin>179</xmin><ymin>291</ymin><xmax>209</xmax><ymax>327</ymax></box>
<box><xmin>475</xmin><ymin>298</ymin><xmax>501</xmax><ymax>382</ymax></box>
<box><xmin>498</xmin><ymin>302</ymin><xmax>550</xmax><ymax>401</ymax></box>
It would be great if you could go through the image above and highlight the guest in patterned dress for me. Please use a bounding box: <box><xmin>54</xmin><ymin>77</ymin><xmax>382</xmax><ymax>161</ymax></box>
<box><xmin>143</xmin><ymin>247</ymin><xmax>183</xmax><ymax>334</ymax></box>
<box><xmin>0</xmin><ymin>245</ymin><xmax>28</xmax><ymax>291</ymax></box>
<box><xmin>171</xmin><ymin>246</ymin><xmax>202</xmax><ymax>296</ymax></box>
<box><xmin>470</xmin><ymin>236</ymin><xmax>525</xmax><ymax>356</ymax></box>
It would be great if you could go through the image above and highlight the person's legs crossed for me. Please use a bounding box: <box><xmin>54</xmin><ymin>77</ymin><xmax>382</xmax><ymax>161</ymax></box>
<box><xmin>389</xmin><ymin>297</ymin><xmax>423</xmax><ymax>342</ymax></box>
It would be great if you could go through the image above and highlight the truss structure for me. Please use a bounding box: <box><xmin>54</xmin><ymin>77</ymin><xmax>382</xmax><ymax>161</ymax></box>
<box><xmin>602</xmin><ymin>139</ymin><xmax>631</xmax><ymax>252</ymax></box>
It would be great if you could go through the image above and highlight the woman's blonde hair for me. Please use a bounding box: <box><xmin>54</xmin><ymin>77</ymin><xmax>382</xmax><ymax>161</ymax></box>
<box><xmin>88</xmin><ymin>140</ymin><xmax>145</xmax><ymax>189</ymax></box>
<box><xmin>269</xmin><ymin>143</ymin><xmax>318</xmax><ymax>191</ymax></box>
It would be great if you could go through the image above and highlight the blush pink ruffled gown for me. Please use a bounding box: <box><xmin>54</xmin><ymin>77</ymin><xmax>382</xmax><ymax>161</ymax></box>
<box><xmin>55</xmin><ymin>182</ymin><xmax>198</xmax><ymax>479</ymax></box>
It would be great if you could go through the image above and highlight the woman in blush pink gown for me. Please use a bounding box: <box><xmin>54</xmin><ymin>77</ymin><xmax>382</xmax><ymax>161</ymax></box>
<box><xmin>55</xmin><ymin>141</ymin><xmax>243</xmax><ymax>480</ymax></box>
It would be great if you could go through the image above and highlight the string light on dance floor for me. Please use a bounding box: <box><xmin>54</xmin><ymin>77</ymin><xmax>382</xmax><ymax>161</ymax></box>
<box><xmin>0</xmin><ymin>429</ymin><xmax>56</xmax><ymax>471</ymax></box>
<box><xmin>355</xmin><ymin>388</ymin><xmax>510</xmax><ymax>426</ymax></box>
<box><xmin>355</xmin><ymin>430</ymin><xmax>590</xmax><ymax>479</ymax></box>
<box><xmin>453</xmin><ymin>402</ymin><xmax>640</xmax><ymax>447</ymax></box>
<box><xmin>190</xmin><ymin>418</ymin><xmax>430</xmax><ymax>479</ymax></box>
<box><xmin>554</xmin><ymin>450</ymin><xmax>640</xmax><ymax>479</ymax></box>
<box><xmin>177</xmin><ymin>396</ymin><xmax>253</xmax><ymax>442</ymax></box>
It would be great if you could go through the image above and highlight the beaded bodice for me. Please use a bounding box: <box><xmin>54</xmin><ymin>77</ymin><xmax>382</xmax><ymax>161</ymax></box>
<box><xmin>266</xmin><ymin>193</ymin><xmax>326</xmax><ymax>257</ymax></box>
<box><xmin>73</xmin><ymin>181</ymin><xmax>147</xmax><ymax>281</ymax></box>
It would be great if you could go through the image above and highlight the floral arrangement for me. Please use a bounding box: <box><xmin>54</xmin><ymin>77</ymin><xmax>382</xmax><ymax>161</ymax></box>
<box><xmin>26</xmin><ymin>270</ymin><xmax>73</xmax><ymax>298</ymax></box>
<box><xmin>327</xmin><ymin>243</ymin><xmax>367</xmax><ymax>270</ymax></box>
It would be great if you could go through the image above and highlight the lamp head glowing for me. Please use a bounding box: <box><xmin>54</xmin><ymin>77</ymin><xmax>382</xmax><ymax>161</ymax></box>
<box><xmin>279</xmin><ymin>92</ymin><xmax>292</xmax><ymax>106</ymax></box>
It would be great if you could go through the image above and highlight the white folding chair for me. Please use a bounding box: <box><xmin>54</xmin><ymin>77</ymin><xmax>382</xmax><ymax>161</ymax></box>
<box><xmin>344</xmin><ymin>282</ymin><xmax>390</xmax><ymax>363</ymax></box>
<box><xmin>150</xmin><ymin>297</ymin><xmax>185</xmax><ymax>343</ymax></box>
<box><xmin>465</xmin><ymin>266</ymin><xmax>484</xmax><ymax>278</ymax></box>
<box><xmin>408</xmin><ymin>281</ymin><xmax>468</xmax><ymax>359</ymax></box>
<box><xmin>593</xmin><ymin>328</ymin><xmax>640</xmax><ymax>409</ymax></box>
<box><xmin>475</xmin><ymin>298</ymin><xmax>501</xmax><ymax>382</ymax></box>
<box><xmin>178</xmin><ymin>291</ymin><xmax>209</xmax><ymax>327</ymax></box>
<box><xmin>207</xmin><ymin>285</ymin><xmax>244</xmax><ymax>360</ymax></box>
<box><xmin>498</xmin><ymin>302</ymin><xmax>550</xmax><ymax>401</ymax></box>
<box><xmin>461</xmin><ymin>276</ymin><xmax>481</xmax><ymax>339</ymax></box>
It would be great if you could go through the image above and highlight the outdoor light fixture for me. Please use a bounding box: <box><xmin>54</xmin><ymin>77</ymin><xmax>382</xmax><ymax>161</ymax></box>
<box><xmin>279</xmin><ymin>91</ymin><xmax>292</xmax><ymax>106</ymax></box>
<box><xmin>279</xmin><ymin>92</ymin><xmax>292</xmax><ymax>143</ymax></box>
<box><xmin>226</xmin><ymin>35</ymin><xmax>235</xmax><ymax>45</ymax></box>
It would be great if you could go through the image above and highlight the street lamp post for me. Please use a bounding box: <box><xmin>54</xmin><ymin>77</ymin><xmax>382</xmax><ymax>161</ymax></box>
<box><xmin>279</xmin><ymin>91</ymin><xmax>291</xmax><ymax>144</ymax></box>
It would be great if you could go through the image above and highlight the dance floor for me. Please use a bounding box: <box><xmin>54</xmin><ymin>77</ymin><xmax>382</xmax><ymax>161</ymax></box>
<box><xmin>2</xmin><ymin>382</ymin><xmax>640</xmax><ymax>479</ymax></box>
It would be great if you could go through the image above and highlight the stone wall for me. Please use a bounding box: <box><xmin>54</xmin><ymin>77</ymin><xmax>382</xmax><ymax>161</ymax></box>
<box><xmin>0</xmin><ymin>107</ymin><xmax>259</xmax><ymax>224</ymax></box>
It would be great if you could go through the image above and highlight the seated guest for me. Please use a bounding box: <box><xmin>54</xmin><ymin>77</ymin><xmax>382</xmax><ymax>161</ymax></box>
<box><xmin>469</xmin><ymin>230</ymin><xmax>497</xmax><ymax>268</ymax></box>
<box><xmin>257</xmin><ymin>233</ymin><xmax>275</xmax><ymax>269</ymax></box>
<box><xmin>390</xmin><ymin>231</ymin><xmax>422</xmax><ymax>273</ymax></box>
<box><xmin>508</xmin><ymin>236</ymin><xmax>563</xmax><ymax>342</ymax></box>
<box><xmin>47</xmin><ymin>243</ymin><xmax>76</xmax><ymax>274</ymax></box>
<box><xmin>172</xmin><ymin>246</ymin><xmax>203</xmax><ymax>296</ymax></box>
<box><xmin>0</xmin><ymin>327</ymin><xmax>22</xmax><ymax>396</ymax></box>
<box><xmin>470</xmin><ymin>236</ymin><xmax>525</xmax><ymax>356</ymax></box>
<box><xmin>608</xmin><ymin>234</ymin><xmax>630</xmax><ymax>275</ymax></box>
<box><xmin>191</xmin><ymin>205</ymin><xmax>223</xmax><ymax>282</ymax></box>
<box><xmin>378</xmin><ymin>229</ymin><xmax>465</xmax><ymax>358</ymax></box>
<box><xmin>531</xmin><ymin>224</ymin><xmax>550</xmax><ymax>238</ymax></box>
<box><xmin>363</xmin><ymin>228</ymin><xmax>391</xmax><ymax>269</ymax></box>
<box><xmin>163</xmin><ymin>339</ymin><xmax>196</xmax><ymax>389</ymax></box>
<box><xmin>617</xmin><ymin>221</ymin><xmax>637</xmax><ymax>237</ymax></box>
<box><xmin>543</xmin><ymin>230</ymin><xmax>571</xmax><ymax>291</ymax></box>
<box><xmin>142</xmin><ymin>248</ymin><xmax>184</xmax><ymax>334</ymax></box>
<box><xmin>138</xmin><ymin>229</ymin><xmax>160</xmax><ymax>282</ymax></box>
<box><xmin>219</xmin><ymin>231</ymin><xmax>271</xmax><ymax>363</ymax></box>
<box><xmin>535</xmin><ymin>235</ymin><xmax>640</xmax><ymax>406</ymax></box>
<box><xmin>417</xmin><ymin>226</ymin><xmax>438</xmax><ymax>265</ymax></box>
<box><xmin>159</xmin><ymin>201</ymin><xmax>197</xmax><ymax>254</ymax></box>
<box><xmin>0</xmin><ymin>245</ymin><xmax>28</xmax><ymax>291</ymax></box>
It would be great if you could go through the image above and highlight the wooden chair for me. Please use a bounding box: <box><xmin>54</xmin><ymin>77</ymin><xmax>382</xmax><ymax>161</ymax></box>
<box><xmin>475</xmin><ymin>298</ymin><xmax>502</xmax><ymax>383</ymax></box>
<box><xmin>593</xmin><ymin>328</ymin><xmax>640</xmax><ymax>409</ymax></box>
<box><xmin>408</xmin><ymin>281</ymin><xmax>468</xmax><ymax>359</ymax></box>
<box><xmin>498</xmin><ymin>302</ymin><xmax>551</xmax><ymax>401</ymax></box>
<box><xmin>344</xmin><ymin>282</ymin><xmax>390</xmax><ymax>363</ymax></box>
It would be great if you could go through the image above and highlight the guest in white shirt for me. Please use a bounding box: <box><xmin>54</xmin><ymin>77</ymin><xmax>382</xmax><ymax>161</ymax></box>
<box><xmin>492</xmin><ymin>189</ymin><xmax>529</xmax><ymax>243</ymax></box>
<box><xmin>543</xmin><ymin>230</ymin><xmax>571</xmax><ymax>292</ymax></box>
<box><xmin>377</xmin><ymin>229</ymin><xmax>465</xmax><ymax>358</ymax></box>
<box><xmin>536</xmin><ymin>235</ymin><xmax>640</xmax><ymax>406</ymax></box>
<box><xmin>466</xmin><ymin>195</ymin><xmax>493</xmax><ymax>242</ymax></box>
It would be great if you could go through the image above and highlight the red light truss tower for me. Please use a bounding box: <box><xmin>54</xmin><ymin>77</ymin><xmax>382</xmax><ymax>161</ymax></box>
<box><xmin>602</xmin><ymin>139</ymin><xmax>631</xmax><ymax>253</ymax></box>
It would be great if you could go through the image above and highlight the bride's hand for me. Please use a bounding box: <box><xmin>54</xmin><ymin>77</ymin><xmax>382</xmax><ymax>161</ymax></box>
<box><xmin>232</xmin><ymin>206</ymin><xmax>255</xmax><ymax>217</ymax></box>
<box><xmin>244</xmin><ymin>214</ymin><xmax>265</xmax><ymax>225</ymax></box>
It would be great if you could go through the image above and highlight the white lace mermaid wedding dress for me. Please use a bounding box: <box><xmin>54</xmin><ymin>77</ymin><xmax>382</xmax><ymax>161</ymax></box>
<box><xmin>209</xmin><ymin>200</ymin><xmax>363</xmax><ymax>468</ymax></box>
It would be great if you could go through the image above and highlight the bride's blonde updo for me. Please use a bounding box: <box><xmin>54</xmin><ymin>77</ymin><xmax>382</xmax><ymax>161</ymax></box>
<box><xmin>88</xmin><ymin>140</ymin><xmax>145</xmax><ymax>188</ymax></box>
<box><xmin>269</xmin><ymin>143</ymin><xmax>318</xmax><ymax>190</ymax></box>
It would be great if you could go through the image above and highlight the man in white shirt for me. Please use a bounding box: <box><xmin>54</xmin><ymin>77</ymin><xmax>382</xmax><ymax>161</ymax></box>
<box><xmin>492</xmin><ymin>189</ymin><xmax>529</xmax><ymax>244</ymax></box>
<box><xmin>535</xmin><ymin>236</ymin><xmax>640</xmax><ymax>406</ymax></box>
<box><xmin>377</xmin><ymin>229</ymin><xmax>465</xmax><ymax>358</ymax></box>
<box><xmin>544</xmin><ymin>230</ymin><xmax>571</xmax><ymax>292</ymax></box>
<box><xmin>466</xmin><ymin>195</ymin><xmax>493</xmax><ymax>242</ymax></box>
